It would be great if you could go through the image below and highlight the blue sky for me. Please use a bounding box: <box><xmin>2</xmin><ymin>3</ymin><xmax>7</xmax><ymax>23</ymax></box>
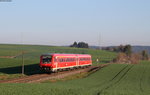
<box><xmin>0</xmin><ymin>0</ymin><xmax>150</xmax><ymax>46</ymax></box>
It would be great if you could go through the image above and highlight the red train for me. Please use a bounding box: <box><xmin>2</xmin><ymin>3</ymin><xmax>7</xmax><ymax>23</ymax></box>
<box><xmin>39</xmin><ymin>53</ymin><xmax>92</xmax><ymax>72</ymax></box>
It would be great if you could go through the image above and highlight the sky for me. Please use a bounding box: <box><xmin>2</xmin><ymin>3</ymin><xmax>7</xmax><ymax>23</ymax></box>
<box><xmin>0</xmin><ymin>0</ymin><xmax>150</xmax><ymax>46</ymax></box>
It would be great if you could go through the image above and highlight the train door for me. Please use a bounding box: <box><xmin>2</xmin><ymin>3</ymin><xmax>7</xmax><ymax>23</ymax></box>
<box><xmin>54</xmin><ymin>56</ymin><xmax>58</xmax><ymax>69</ymax></box>
<box><xmin>57</xmin><ymin>57</ymin><xmax>61</xmax><ymax>68</ymax></box>
<box><xmin>76</xmin><ymin>56</ymin><xmax>79</xmax><ymax>66</ymax></box>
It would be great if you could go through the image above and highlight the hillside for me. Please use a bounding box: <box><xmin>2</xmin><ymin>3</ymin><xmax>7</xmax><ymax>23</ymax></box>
<box><xmin>99</xmin><ymin>46</ymin><xmax>150</xmax><ymax>54</ymax></box>
<box><xmin>0</xmin><ymin>44</ymin><xmax>116</xmax><ymax>79</ymax></box>
<box><xmin>0</xmin><ymin>44</ymin><xmax>150</xmax><ymax>95</ymax></box>
<box><xmin>0</xmin><ymin>61</ymin><xmax>150</xmax><ymax>95</ymax></box>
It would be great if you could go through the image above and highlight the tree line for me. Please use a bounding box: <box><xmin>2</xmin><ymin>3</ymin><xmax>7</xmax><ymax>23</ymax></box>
<box><xmin>102</xmin><ymin>45</ymin><xmax>149</xmax><ymax>64</ymax></box>
<box><xmin>70</xmin><ymin>42</ymin><xmax>89</xmax><ymax>48</ymax></box>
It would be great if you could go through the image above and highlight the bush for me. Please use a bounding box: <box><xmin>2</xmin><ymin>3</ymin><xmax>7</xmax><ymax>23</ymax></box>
<box><xmin>130</xmin><ymin>53</ymin><xmax>141</xmax><ymax>64</ymax></box>
<box><xmin>113</xmin><ymin>53</ymin><xmax>140</xmax><ymax>64</ymax></box>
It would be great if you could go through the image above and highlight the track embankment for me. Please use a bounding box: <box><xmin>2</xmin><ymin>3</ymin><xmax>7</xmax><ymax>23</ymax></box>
<box><xmin>0</xmin><ymin>64</ymin><xmax>109</xmax><ymax>83</ymax></box>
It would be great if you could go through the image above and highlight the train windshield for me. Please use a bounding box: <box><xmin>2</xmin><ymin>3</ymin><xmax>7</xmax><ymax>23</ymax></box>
<box><xmin>42</xmin><ymin>55</ymin><xmax>52</xmax><ymax>63</ymax></box>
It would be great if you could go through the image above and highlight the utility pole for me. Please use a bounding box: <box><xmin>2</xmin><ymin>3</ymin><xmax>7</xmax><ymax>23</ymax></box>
<box><xmin>21</xmin><ymin>32</ymin><xmax>24</xmax><ymax>75</ymax></box>
<box><xmin>22</xmin><ymin>50</ymin><xmax>24</xmax><ymax>75</ymax></box>
<box><xmin>98</xmin><ymin>32</ymin><xmax>101</xmax><ymax>50</ymax></box>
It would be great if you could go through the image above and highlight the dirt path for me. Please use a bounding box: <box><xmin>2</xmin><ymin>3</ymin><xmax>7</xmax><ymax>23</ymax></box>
<box><xmin>0</xmin><ymin>64</ymin><xmax>109</xmax><ymax>83</ymax></box>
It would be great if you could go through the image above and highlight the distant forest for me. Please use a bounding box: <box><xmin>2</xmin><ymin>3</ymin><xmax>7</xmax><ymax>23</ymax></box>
<box><xmin>132</xmin><ymin>46</ymin><xmax>150</xmax><ymax>54</ymax></box>
<box><xmin>70</xmin><ymin>42</ymin><xmax>89</xmax><ymax>48</ymax></box>
<box><xmin>89</xmin><ymin>46</ymin><xmax>150</xmax><ymax>54</ymax></box>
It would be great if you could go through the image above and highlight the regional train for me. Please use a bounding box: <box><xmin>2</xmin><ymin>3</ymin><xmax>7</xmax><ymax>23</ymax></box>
<box><xmin>39</xmin><ymin>53</ymin><xmax>92</xmax><ymax>72</ymax></box>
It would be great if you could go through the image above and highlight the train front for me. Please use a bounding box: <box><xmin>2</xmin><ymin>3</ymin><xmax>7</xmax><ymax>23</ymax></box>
<box><xmin>39</xmin><ymin>54</ymin><xmax>54</xmax><ymax>72</ymax></box>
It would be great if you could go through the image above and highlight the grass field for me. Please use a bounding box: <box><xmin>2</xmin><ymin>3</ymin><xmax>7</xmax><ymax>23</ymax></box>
<box><xmin>0</xmin><ymin>61</ymin><xmax>150</xmax><ymax>95</ymax></box>
<box><xmin>0</xmin><ymin>44</ymin><xmax>116</xmax><ymax>79</ymax></box>
<box><xmin>0</xmin><ymin>44</ymin><xmax>150</xmax><ymax>95</ymax></box>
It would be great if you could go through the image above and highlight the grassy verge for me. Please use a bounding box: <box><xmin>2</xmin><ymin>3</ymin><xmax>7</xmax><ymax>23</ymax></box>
<box><xmin>43</xmin><ymin>72</ymin><xmax>89</xmax><ymax>83</ymax></box>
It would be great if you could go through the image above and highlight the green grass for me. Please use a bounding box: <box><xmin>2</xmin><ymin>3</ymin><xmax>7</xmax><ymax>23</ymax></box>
<box><xmin>0</xmin><ymin>44</ymin><xmax>116</xmax><ymax>78</ymax></box>
<box><xmin>1</xmin><ymin>44</ymin><xmax>150</xmax><ymax>95</ymax></box>
<box><xmin>0</xmin><ymin>44</ymin><xmax>116</xmax><ymax>63</ymax></box>
<box><xmin>0</xmin><ymin>61</ymin><xmax>150</xmax><ymax>95</ymax></box>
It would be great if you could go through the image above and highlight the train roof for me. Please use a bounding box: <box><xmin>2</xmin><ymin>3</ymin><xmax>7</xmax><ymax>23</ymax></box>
<box><xmin>41</xmin><ymin>53</ymin><xmax>91</xmax><ymax>57</ymax></box>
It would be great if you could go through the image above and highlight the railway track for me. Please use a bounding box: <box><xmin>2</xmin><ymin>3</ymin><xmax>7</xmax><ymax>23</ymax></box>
<box><xmin>0</xmin><ymin>64</ymin><xmax>109</xmax><ymax>83</ymax></box>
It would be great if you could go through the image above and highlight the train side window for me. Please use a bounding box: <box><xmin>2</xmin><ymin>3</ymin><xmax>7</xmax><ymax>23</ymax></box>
<box><xmin>66</xmin><ymin>58</ymin><xmax>68</xmax><ymax>62</ymax></box>
<box><xmin>80</xmin><ymin>58</ymin><xmax>83</xmax><ymax>61</ymax></box>
<box><xmin>59</xmin><ymin>58</ymin><xmax>63</xmax><ymax>62</ymax></box>
<box><xmin>73</xmin><ymin>58</ymin><xmax>75</xmax><ymax>61</ymax></box>
<box><xmin>59</xmin><ymin>58</ymin><xmax>61</xmax><ymax>62</ymax></box>
<box><xmin>67</xmin><ymin>58</ymin><xmax>71</xmax><ymax>62</ymax></box>
<box><xmin>64</xmin><ymin>58</ymin><xmax>66</xmax><ymax>62</ymax></box>
<box><xmin>60</xmin><ymin>58</ymin><xmax>65</xmax><ymax>62</ymax></box>
<box><xmin>61</xmin><ymin>58</ymin><xmax>63</xmax><ymax>62</ymax></box>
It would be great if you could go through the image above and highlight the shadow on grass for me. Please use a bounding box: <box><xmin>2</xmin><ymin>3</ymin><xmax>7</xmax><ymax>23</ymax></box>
<box><xmin>0</xmin><ymin>64</ymin><xmax>43</xmax><ymax>75</ymax></box>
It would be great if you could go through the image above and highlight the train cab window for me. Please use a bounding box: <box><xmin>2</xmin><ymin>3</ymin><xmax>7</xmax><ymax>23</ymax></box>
<box><xmin>42</xmin><ymin>55</ymin><xmax>52</xmax><ymax>63</ymax></box>
<box><xmin>54</xmin><ymin>57</ymin><xmax>57</xmax><ymax>62</ymax></box>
